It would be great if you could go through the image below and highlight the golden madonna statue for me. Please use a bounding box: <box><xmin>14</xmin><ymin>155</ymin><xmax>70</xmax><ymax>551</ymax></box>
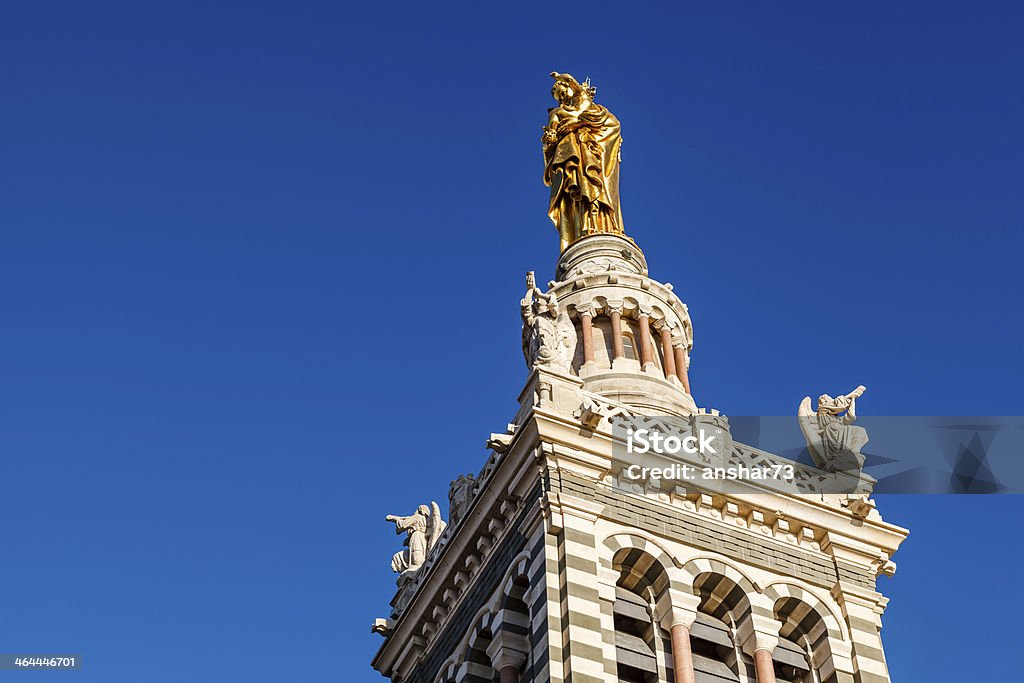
<box><xmin>543</xmin><ymin>72</ymin><xmax>625</xmax><ymax>251</ymax></box>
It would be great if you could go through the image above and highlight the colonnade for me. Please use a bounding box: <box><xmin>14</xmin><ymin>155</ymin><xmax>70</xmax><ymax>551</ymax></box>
<box><xmin>577</xmin><ymin>303</ymin><xmax>692</xmax><ymax>395</ymax></box>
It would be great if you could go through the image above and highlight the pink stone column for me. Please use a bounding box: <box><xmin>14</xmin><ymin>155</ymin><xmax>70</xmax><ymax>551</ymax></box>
<box><xmin>580</xmin><ymin>312</ymin><xmax>595</xmax><ymax>363</ymax></box>
<box><xmin>660</xmin><ymin>327</ymin><xmax>677</xmax><ymax>379</ymax></box>
<box><xmin>753</xmin><ymin>648</ymin><xmax>777</xmax><ymax>683</ymax></box>
<box><xmin>670</xmin><ymin>623</ymin><xmax>698</xmax><ymax>683</ymax></box>
<box><xmin>673</xmin><ymin>344</ymin><xmax>691</xmax><ymax>393</ymax></box>
<box><xmin>637</xmin><ymin>314</ymin><xmax>654</xmax><ymax>368</ymax></box>
<box><xmin>609</xmin><ymin>308</ymin><xmax>625</xmax><ymax>361</ymax></box>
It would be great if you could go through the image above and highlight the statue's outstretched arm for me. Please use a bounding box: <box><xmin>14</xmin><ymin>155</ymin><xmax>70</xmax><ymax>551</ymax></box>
<box><xmin>521</xmin><ymin>272</ymin><xmax>537</xmax><ymax>304</ymax></box>
<box><xmin>386</xmin><ymin>514</ymin><xmax>415</xmax><ymax>532</ymax></box>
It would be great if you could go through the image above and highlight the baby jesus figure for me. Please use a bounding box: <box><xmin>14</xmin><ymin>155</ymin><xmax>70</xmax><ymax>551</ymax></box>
<box><xmin>542</xmin><ymin>73</ymin><xmax>594</xmax><ymax>146</ymax></box>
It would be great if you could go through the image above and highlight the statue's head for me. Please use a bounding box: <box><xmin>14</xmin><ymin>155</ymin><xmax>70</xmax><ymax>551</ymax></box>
<box><xmin>818</xmin><ymin>394</ymin><xmax>832</xmax><ymax>406</ymax></box>
<box><xmin>417</xmin><ymin>504</ymin><xmax>430</xmax><ymax>516</ymax></box>
<box><xmin>550</xmin><ymin>72</ymin><xmax>595</xmax><ymax>106</ymax></box>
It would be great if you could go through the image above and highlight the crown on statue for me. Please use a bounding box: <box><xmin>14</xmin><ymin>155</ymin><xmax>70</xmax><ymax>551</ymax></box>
<box><xmin>549</xmin><ymin>71</ymin><xmax>596</xmax><ymax>99</ymax></box>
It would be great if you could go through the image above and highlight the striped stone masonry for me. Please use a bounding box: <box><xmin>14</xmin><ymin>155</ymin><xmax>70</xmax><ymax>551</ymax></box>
<box><xmin>374</xmin><ymin>361</ymin><xmax>905</xmax><ymax>683</ymax></box>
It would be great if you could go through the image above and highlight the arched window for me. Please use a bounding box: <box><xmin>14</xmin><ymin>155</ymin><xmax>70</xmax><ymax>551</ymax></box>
<box><xmin>613</xmin><ymin>586</ymin><xmax>659</xmax><ymax>682</ymax></box>
<box><xmin>459</xmin><ymin>624</ymin><xmax>497</xmax><ymax>683</ymax></box>
<box><xmin>691</xmin><ymin>572</ymin><xmax>755</xmax><ymax>682</ymax></box>
<box><xmin>622</xmin><ymin>331</ymin><xmax>637</xmax><ymax>360</ymax></box>
<box><xmin>772</xmin><ymin>634</ymin><xmax>815</xmax><ymax>683</ymax></box>
<box><xmin>772</xmin><ymin>596</ymin><xmax>836</xmax><ymax>683</ymax></box>
<box><xmin>688</xmin><ymin>611</ymin><xmax>742</xmax><ymax>682</ymax></box>
<box><xmin>574</xmin><ymin>320</ymin><xmax>614</xmax><ymax>372</ymax></box>
<box><xmin>612</xmin><ymin>549</ymin><xmax>673</xmax><ymax>683</ymax></box>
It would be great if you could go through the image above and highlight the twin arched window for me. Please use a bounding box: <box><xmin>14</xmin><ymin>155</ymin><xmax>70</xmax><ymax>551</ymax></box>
<box><xmin>611</xmin><ymin>551</ymin><xmax>830</xmax><ymax>683</ymax></box>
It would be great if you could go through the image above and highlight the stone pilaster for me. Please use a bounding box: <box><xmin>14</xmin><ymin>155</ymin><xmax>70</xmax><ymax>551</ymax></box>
<box><xmin>831</xmin><ymin>583</ymin><xmax>892</xmax><ymax>683</ymax></box>
<box><xmin>544</xmin><ymin>491</ymin><xmax>614</xmax><ymax>683</ymax></box>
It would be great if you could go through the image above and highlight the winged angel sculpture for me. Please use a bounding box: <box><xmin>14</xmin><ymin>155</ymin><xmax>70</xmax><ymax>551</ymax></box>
<box><xmin>386</xmin><ymin>502</ymin><xmax>446</xmax><ymax>574</ymax></box>
<box><xmin>798</xmin><ymin>386</ymin><xmax>869</xmax><ymax>473</ymax></box>
<box><xmin>521</xmin><ymin>271</ymin><xmax>576</xmax><ymax>372</ymax></box>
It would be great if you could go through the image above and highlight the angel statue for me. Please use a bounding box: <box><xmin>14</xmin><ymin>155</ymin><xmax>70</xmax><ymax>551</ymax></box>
<box><xmin>521</xmin><ymin>271</ymin><xmax>577</xmax><ymax>372</ymax></box>
<box><xmin>798</xmin><ymin>386</ymin><xmax>869</xmax><ymax>473</ymax></box>
<box><xmin>385</xmin><ymin>502</ymin><xmax>446</xmax><ymax>574</ymax></box>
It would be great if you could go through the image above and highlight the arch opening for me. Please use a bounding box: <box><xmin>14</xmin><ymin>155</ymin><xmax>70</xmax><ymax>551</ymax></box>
<box><xmin>612</xmin><ymin>548</ymin><xmax>672</xmax><ymax>683</ymax></box>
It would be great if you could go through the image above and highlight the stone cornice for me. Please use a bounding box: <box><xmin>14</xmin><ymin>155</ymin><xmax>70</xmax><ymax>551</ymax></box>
<box><xmin>372</xmin><ymin>420</ymin><xmax>540</xmax><ymax>678</ymax></box>
<box><xmin>374</xmin><ymin>362</ymin><xmax>909</xmax><ymax>679</ymax></box>
<box><xmin>527</xmin><ymin>408</ymin><xmax>908</xmax><ymax>560</ymax></box>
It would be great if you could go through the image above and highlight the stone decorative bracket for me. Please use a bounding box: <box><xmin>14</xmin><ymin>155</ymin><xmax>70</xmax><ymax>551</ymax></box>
<box><xmin>371</xmin><ymin>618</ymin><xmax>393</xmax><ymax>636</ymax></box>
<box><xmin>843</xmin><ymin>495</ymin><xmax>876</xmax><ymax>520</ymax></box>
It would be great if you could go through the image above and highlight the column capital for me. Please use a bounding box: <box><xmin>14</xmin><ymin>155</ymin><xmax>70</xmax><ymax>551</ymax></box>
<box><xmin>737</xmin><ymin>613</ymin><xmax>784</xmax><ymax>656</ymax></box>
<box><xmin>485</xmin><ymin>631</ymin><xmax>529</xmax><ymax>672</ymax></box>
<box><xmin>606</xmin><ymin>300</ymin><xmax>624</xmax><ymax>315</ymax></box>
<box><xmin>575</xmin><ymin>302</ymin><xmax>596</xmax><ymax>318</ymax></box>
<box><xmin>655</xmin><ymin>588</ymin><xmax>701</xmax><ymax>631</ymax></box>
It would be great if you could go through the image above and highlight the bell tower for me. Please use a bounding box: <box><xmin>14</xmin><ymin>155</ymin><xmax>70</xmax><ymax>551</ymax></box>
<box><xmin>370</xmin><ymin>74</ymin><xmax>906</xmax><ymax>683</ymax></box>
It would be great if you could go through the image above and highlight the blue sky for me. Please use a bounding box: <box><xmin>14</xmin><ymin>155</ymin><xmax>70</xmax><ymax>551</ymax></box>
<box><xmin>2</xmin><ymin>2</ymin><xmax>1021</xmax><ymax>681</ymax></box>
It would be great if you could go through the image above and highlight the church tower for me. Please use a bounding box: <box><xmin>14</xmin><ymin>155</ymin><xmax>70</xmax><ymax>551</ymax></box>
<box><xmin>371</xmin><ymin>73</ymin><xmax>907</xmax><ymax>683</ymax></box>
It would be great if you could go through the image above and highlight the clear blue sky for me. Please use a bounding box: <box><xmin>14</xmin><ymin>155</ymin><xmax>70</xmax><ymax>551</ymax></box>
<box><xmin>2</xmin><ymin>2</ymin><xmax>1021</xmax><ymax>681</ymax></box>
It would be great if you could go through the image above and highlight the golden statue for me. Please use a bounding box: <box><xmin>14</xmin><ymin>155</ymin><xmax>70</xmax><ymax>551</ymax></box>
<box><xmin>543</xmin><ymin>72</ymin><xmax>625</xmax><ymax>251</ymax></box>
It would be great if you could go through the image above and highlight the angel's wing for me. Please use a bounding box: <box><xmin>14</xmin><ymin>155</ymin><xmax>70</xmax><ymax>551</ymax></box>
<box><xmin>426</xmin><ymin>501</ymin><xmax>447</xmax><ymax>553</ymax></box>
<box><xmin>798</xmin><ymin>397</ymin><xmax>827</xmax><ymax>468</ymax></box>
<box><xmin>798</xmin><ymin>396</ymin><xmax>814</xmax><ymax>418</ymax></box>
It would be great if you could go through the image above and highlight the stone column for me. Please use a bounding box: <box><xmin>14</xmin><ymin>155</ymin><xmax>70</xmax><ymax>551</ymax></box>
<box><xmin>737</xmin><ymin>598</ymin><xmax>783</xmax><ymax>683</ymax></box>
<box><xmin>659</xmin><ymin>326</ymin><xmax>678</xmax><ymax>380</ymax></box>
<box><xmin>608</xmin><ymin>302</ymin><xmax>625</xmax><ymax>362</ymax></box>
<box><xmin>657</xmin><ymin>590</ymin><xmax>701</xmax><ymax>683</ymax></box>
<box><xmin>753</xmin><ymin>649</ymin><xmax>776</xmax><ymax>683</ymax></box>
<box><xmin>493</xmin><ymin>652</ymin><xmax>526</xmax><ymax>683</ymax></box>
<box><xmin>670</xmin><ymin>624</ymin><xmax>698</xmax><ymax>683</ymax></box>
<box><xmin>637</xmin><ymin>309</ymin><xmax>655</xmax><ymax>371</ymax></box>
<box><xmin>486</xmin><ymin>630</ymin><xmax>529</xmax><ymax>683</ymax></box>
<box><xmin>672</xmin><ymin>340</ymin><xmax>691</xmax><ymax>394</ymax></box>
<box><xmin>578</xmin><ymin>305</ymin><xmax>596</xmax><ymax>365</ymax></box>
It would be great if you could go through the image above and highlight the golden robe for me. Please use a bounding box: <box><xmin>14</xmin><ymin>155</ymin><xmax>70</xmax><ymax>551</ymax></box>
<box><xmin>543</xmin><ymin>104</ymin><xmax>624</xmax><ymax>250</ymax></box>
